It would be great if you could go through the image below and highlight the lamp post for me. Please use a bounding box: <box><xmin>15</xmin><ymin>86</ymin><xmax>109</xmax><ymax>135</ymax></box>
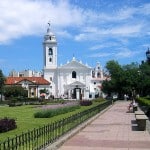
<box><xmin>146</xmin><ymin>47</ymin><xmax>150</xmax><ymax>63</ymax></box>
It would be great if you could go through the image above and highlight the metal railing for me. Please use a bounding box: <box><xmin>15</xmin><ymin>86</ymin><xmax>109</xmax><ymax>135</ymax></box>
<box><xmin>0</xmin><ymin>101</ymin><xmax>111</xmax><ymax>150</ymax></box>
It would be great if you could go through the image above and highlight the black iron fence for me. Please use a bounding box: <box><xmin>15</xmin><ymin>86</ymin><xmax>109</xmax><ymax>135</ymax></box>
<box><xmin>0</xmin><ymin>101</ymin><xmax>111</xmax><ymax>150</ymax></box>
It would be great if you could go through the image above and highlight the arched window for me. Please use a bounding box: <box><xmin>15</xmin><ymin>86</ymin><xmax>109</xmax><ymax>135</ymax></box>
<box><xmin>49</xmin><ymin>57</ymin><xmax>52</xmax><ymax>62</ymax></box>
<box><xmin>97</xmin><ymin>72</ymin><xmax>101</xmax><ymax>78</ymax></box>
<box><xmin>49</xmin><ymin>48</ymin><xmax>53</xmax><ymax>55</ymax></box>
<box><xmin>72</xmin><ymin>71</ymin><xmax>76</xmax><ymax>78</ymax></box>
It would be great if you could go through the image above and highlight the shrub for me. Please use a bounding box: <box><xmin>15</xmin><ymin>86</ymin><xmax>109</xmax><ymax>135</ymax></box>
<box><xmin>136</xmin><ymin>97</ymin><xmax>150</xmax><ymax>106</ymax></box>
<box><xmin>80</xmin><ymin>100</ymin><xmax>92</xmax><ymax>106</ymax></box>
<box><xmin>24</xmin><ymin>97</ymin><xmax>39</xmax><ymax>102</ymax></box>
<box><xmin>0</xmin><ymin>117</ymin><xmax>17</xmax><ymax>133</ymax></box>
<box><xmin>34</xmin><ymin>105</ymin><xmax>80</xmax><ymax>118</ymax></box>
<box><xmin>8</xmin><ymin>103</ymin><xmax>23</xmax><ymax>107</ymax></box>
<box><xmin>93</xmin><ymin>98</ymin><xmax>105</xmax><ymax>103</ymax></box>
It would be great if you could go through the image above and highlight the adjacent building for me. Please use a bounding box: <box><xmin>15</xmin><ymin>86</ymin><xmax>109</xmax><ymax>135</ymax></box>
<box><xmin>5</xmin><ymin>77</ymin><xmax>50</xmax><ymax>99</ymax></box>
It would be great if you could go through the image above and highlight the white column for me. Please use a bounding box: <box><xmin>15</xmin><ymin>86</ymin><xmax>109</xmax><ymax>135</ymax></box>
<box><xmin>76</xmin><ymin>89</ymin><xmax>80</xmax><ymax>100</ymax></box>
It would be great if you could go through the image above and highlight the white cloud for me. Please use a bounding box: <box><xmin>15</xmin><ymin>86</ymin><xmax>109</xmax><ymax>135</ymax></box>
<box><xmin>0</xmin><ymin>0</ymin><xmax>84</xmax><ymax>44</ymax></box>
<box><xmin>115</xmin><ymin>48</ymin><xmax>140</xmax><ymax>58</ymax></box>
<box><xmin>139</xmin><ymin>3</ymin><xmax>150</xmax><ymax>15</ymax></box>
<box><xmin>74</xmin><ymin>2</ymin><xmax>149</xmax><ymax>42</ymax></box>
<box><xmin>90</xmin><ymin>42</ymin><xmax>120</xmax><ymax>50</ymax></box>
<box><xmin>57</xmin><ymin>30</ymin><xmax>72</xmax><ymax>38</ymax></box>
<box><xmin>142</xmin><ymin>44</ymin><xmax>150</xmax><ymax>49</ymax></box>
<box><xmin>116</xmin><ymin>49</ymin><xmax>132</xmax><ymax>58</ymax></box>
<box><xmin>109</xmin><ymin>24</ymin><xmax>142</xmax><ymax>36</ymax></box>
<box><xmin>74</xmin><ymin>24</ymin><xmax>142</xmax><ymax>42</ymax></box>
<box><xmin>88</xmin><ymin>52</ymin><xmax>112</xmax><ymax>58</ymax></box>
<box><xmin>0</xmin><ymin>0</ymin><xmax>149</xmax><ymax>46</ymax></box>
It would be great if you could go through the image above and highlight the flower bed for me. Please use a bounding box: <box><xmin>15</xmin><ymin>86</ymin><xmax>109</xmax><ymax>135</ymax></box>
<box><xmin>34</xmin><ymin>104</ymin><xmax>80</xmax><ymax>118</ymax></box>
<box><xmin>0</xmin><ymin>117</ymin><xmax>17</xmax><ymax>133</ymax></box>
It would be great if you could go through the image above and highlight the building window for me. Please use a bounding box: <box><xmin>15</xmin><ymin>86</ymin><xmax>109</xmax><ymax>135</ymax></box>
<box><xmin>97</xmin><ymin>72</ymin><xmax>100</xmax><ymax>78</ymax></box>
<box><xmin>92</xmin><ymin>71</ymin><xmax>95</xmax><ymax>78</ymax></box>
<box><xmin>50</xmin><ymin>77</ymin><xmax>52</xmax><ymax>81</ymax></box>
<box><xmin>49</xmin><ymin>48</ymin><xmax>53</xmax><ymax>55</ymax></box>
<box><xmin>72</xmin><ymin>71</ymin><xmax>76</xmax><ymax>78</ymax></box>
<box><xmin>49</xmin><ymin>57</ymin><xmax>52</xmax><ymax>62</ymax></box>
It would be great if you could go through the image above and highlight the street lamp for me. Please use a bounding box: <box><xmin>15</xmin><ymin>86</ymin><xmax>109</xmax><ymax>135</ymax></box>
<box><xmin>146</xmin><ymin>47</ymin><xmax>150</xmax><ymax>63</ymax></box>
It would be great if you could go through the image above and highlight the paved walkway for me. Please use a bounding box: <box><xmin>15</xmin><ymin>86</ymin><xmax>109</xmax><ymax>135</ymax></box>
<box><xmin>58</xmin><ymin>101</ymin><xmax>150</xmax><ymax>150</ymax></box>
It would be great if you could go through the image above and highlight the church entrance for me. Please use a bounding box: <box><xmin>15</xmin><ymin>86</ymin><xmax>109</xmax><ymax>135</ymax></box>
<box><xmin>72</xmin><ymin>88</ymin><xmax>81</xmax><ymax>100</ymax></box>
<box><xmin>67</xmin><ymin>81</ymin><xmax>85</xmax><ymax>100</ymax></box>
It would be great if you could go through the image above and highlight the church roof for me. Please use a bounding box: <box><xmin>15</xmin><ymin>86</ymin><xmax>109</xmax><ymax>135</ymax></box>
<box><xmin>60</xmin><ymin>57</ymin><xmax>91</xmax><ymax>69</ymax></box>
<box><xmin>5</xmin><ymin>77</ymin><xmax>50</xmax><ymax>85</ymax></box>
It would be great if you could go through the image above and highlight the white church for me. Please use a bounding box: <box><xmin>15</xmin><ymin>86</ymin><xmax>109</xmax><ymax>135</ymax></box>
<box><xmin>7</xmin><ymin>24</ymin><xmax>107</xmax><ymax>100</ymax></box>
<box><xmin>43</xmin><ymin>24</ymin><xmax>106</xmax><ymax>100</ymax></box>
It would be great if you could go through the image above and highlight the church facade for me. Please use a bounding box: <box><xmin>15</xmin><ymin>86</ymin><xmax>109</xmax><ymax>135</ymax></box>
<box><xmin>43</xmin><ymin>25</ymin><xmax>106</xmax><ymax>100</ymax></box>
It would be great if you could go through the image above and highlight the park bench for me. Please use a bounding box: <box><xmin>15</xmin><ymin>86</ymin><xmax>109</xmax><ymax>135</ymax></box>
<box><xmin>135</xmin><ymin>114</ymin><xmax>148</xmax><ymax>131</ymax></box>
<box><xmin>133</xmin><ymin>105</ymin><xmax>138</xmax><ymax>112</ymax></box>
<box><xmin>135</xmin><ymin>110</ymin><xmax>145</xmax><ymax>116</ymax></box>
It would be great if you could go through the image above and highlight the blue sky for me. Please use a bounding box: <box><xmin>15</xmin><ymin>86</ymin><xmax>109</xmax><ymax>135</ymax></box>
<box><xmin>0</xmin><ymin>0</ymin><xmax>150</xmax><ymax>75</ymax></box>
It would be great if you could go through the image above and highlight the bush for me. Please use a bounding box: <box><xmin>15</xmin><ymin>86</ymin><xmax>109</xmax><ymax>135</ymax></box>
<box><xmin>93</xmin><ymin>98</ymin><xmax>105</xmax><ymax>103</ymax></box>
<box><xmin>24</xmin><ymin>97</ymin><xmax>39</xmax><ymax>102</ymax></box>
<box><xmin>80</xmin><ymin>100</ymin><xmax>92</xmax><ymax>106</ymax></box>
<box><xmin>8</xmin><ymin>103</ymin><xmax>23</xmax><ymax>107</ymax></box>
<box><xmin>34</xmin><ymin>105</ymin><xmax>80</xmax><ymax>118</ymax></box>
<box><xmin>0</xmin><ymin>117</ymin><xmax>17</xmax><ymax>133</ymax></box>
<box><xmin>136</xmin><ymin>97</ymin><xmax>150</xmax><ymax>106</ymax></box>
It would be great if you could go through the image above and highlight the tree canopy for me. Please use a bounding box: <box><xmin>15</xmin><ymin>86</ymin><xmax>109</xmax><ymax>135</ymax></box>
<box><xmin>102</xmin><ymin>60</ymin><xmax>150</xmax><ymax>98</ymax></box>
<box><xmin>4</xmin><ymin>86</ymin><xmax>28</xmax><ymax>99</ymax></box>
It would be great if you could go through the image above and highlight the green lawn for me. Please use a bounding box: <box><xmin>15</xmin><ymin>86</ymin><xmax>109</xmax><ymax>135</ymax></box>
<box><xmin>0</xmin><ymin>101</ymin><xmax>105</xmax><ymax>142</ymax></box>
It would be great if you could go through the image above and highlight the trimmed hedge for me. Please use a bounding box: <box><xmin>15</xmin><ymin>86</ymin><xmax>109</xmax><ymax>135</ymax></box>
<box><xmin>80</xmin><ymin>100</ymin><xmax>92</xmax><ymax>106</ymax></box>
<box><xmin>136</xmin><ymin>97</ymin><xmax>150</xmax><ymax>106</ymax></box>
<box><xmin>34</xmin><ymin>105</ymin><xmax>80</xmax><ymax>118</ymax></box>
<box><xmin>0</xmin><ymin>117</ymin><xmax>17</xmax><ymax>133</ymax></box>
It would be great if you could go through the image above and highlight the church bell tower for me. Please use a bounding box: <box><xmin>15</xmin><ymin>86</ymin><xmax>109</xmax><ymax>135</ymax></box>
<box><xmin>43</xmin><ymin>23</ymin><xmax>57</xmax><ymax>69</ymax></box>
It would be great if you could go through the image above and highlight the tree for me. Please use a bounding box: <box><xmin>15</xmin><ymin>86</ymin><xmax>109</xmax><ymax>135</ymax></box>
<box><xmin>0</xmin><ymin>70</ymin><xmax>6</xmax><ymax>101</ymax></box>
<box><xmin>102</xmin><ymin>58</ymin><xmax>150</xmax><ymax>98</ymax></box>
<box><xmin>4</xmin><ymin>86</ymin><xmax>28</xmax><ymax>99</ymax></box>
<box><xmin>102</xmin><ymin>60</ymin><xmax>124</xmax><ymax>98</ymax></box>
<box><xmin>102</xmin><ymin>61</ymin><xmax>141</xmax><ymax>98</ymax></box>
<box><xmin>122</xmin><ymin>63</ymin><xmax>139</xmax><ymax>98</ymax></box>
<box><xmin>139</xmin><ymin>62</ymin><xmax>150</xmax><ymax>96</ymax></box>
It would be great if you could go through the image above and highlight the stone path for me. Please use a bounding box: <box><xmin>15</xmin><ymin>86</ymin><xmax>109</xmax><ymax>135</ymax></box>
<box><xmin>58</xmin><ymin>101</ymin><xmax>150</xmax><ymax>150</ymax></box>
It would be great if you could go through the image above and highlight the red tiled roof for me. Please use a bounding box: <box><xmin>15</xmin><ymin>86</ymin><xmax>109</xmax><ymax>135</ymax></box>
<box><xmin>5</xmin><ymin>77</ymin><xmax>50</xmax><ymax>85</ymax></box>
<box><xmin>97</xmin><ymin>85</ymin><xmax>102</xmax><ymax>89</ymax></box>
